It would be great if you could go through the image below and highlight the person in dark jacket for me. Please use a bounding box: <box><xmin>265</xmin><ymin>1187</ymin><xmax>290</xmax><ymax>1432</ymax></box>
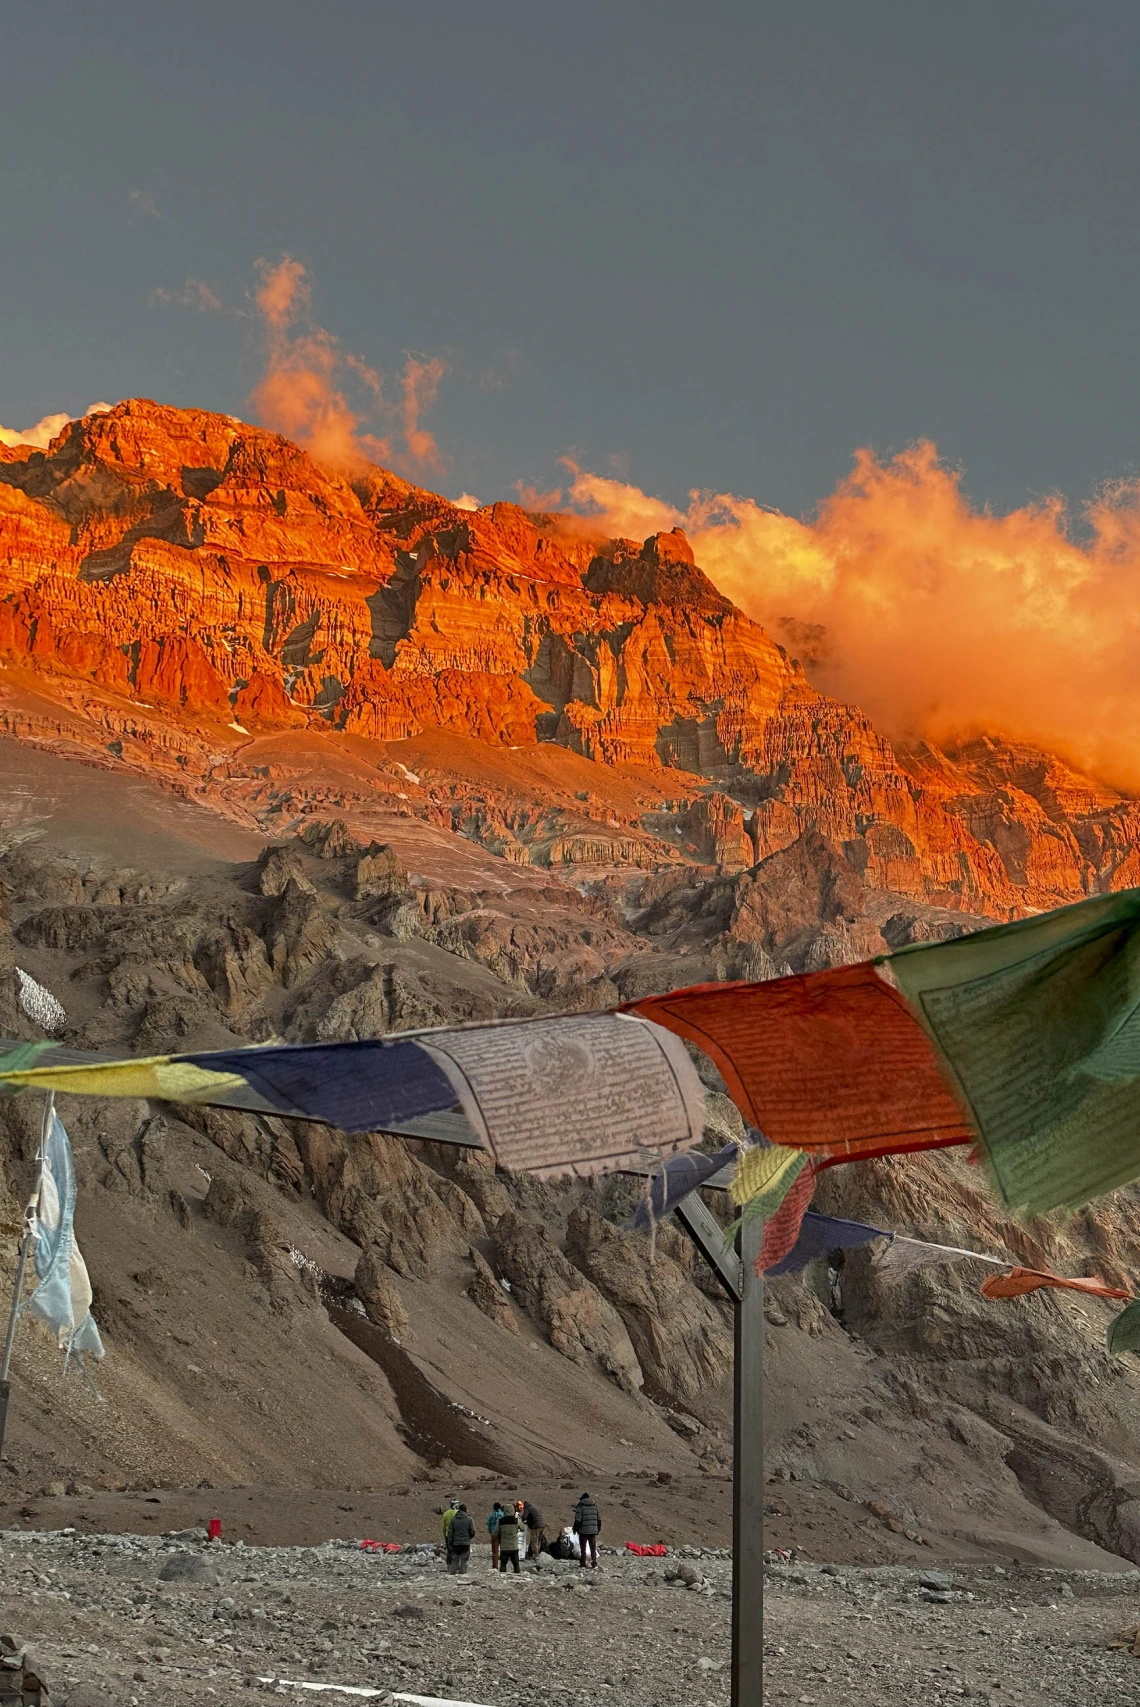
<box><xmin>447</xmin><ymin>1504</ymin><xmax>476</xmax><ymax>1574</ymax></box>
<box><xmin>520</xmin><ymin>1499</ymin><xmax>546</xmax><ymax>1559</ymax></box>
<box><xmin>487</xmin><ymin>1501</ymin><xmax>505</xmax><ymax>1570</ymax></box>
<box><xmin>572</xmin><ymin>1492</ymin><xmax>601</xmax><ymax>1568</ymax></box>
<box><xmin>497</xmin><ymin>1504</ymin><xmax>521</xmax><ymax>1572</ymax></box>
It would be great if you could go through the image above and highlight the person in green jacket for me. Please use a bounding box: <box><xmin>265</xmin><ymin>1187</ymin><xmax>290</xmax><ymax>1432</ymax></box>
<box><xmin>487</xmin><ymin>1501</ymin><xmax>505</xmax><ymax>1570</ymax></box>
<box><xmin>573</xmin><ymin>1492</ymin><xmax>601</xmax><ymax>1568</ymax></box>
<box><xmin>441</xmin><ymin>1497</ymin><xmax>459</xmax><ymax>1568</ymax></box>
<box><xmin>497</xmin><ymin>1504</ymin><xmax>521</xmax><ymax>1572</ymax></box>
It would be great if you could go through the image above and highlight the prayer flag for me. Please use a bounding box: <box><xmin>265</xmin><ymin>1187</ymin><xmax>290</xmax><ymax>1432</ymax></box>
<box><xmin>979</xmin><ymin>1267</ymin><xmax>1131</xmax><ymax>1302</ymax></box>
<box><xmin>628</xmin><ymin>965</ymin><xmax>974</xmax><ymax>1164</ymax></box>
<box><xmin>887</xmin><ymin>888</ymin><xmax>1140</xmax><ymax>1214</ymax></box>
<box><xmin>26</xmin><ymin>1107</ymin><xmax>103</xmax><ymax>1361</ymax></box>
<box><xmin>183</xmin><ymin>1040</ymin><xmax>459</xmax><ymax>1130</ymax></box>
<box><xmin>756</xmin><ymin>1161</ymin><xmax>815</xmax><ymax>1271</ymax></box>
<box><xmin>418</xmin><ymin>1012</ymin><xmax>705</xmax><ymax>1178</ymax></box>
<box><xmin>764</xmin><ymin>1210</ymin><xmax>888</xmax><ymax>1277</ymax></box>
<box><xmin>730</xmin><ymin>1143</ymin><xmax>810</xmax><ymax>1218</ymax></box>
<box><xmin>1107</xmin><ymin>1300</ymin><xmax>1140</xmax><ymax>1356</ymax></box>
<box><xmin>627</xmin><ymin>1141</ymin><xmax>740</xmax><ymax>1230</ymax></box>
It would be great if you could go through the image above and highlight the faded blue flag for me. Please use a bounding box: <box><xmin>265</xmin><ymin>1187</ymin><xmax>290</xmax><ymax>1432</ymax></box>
<box><xmin>26</xmin><ymin>1107</ymin><xmax>104</xmax><ymax>1362</ymax></box>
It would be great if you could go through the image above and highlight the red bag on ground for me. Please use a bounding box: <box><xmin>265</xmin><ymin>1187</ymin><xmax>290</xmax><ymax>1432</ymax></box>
<box><xmin>625</xmin><ymin>1542</ymin><xmax>668</xmax><ymax>1556</ymax></box>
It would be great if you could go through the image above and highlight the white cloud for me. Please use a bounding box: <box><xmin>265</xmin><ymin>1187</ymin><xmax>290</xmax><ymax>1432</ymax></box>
<box><xmin>0</xmin><ymin>402</ymin><xmax>113</xmax><ymax>450</ymax></box>
<box><xmin>453</xmin><ymin>492</ymin><xmax>481</xmax><ymax>511</ymax></box>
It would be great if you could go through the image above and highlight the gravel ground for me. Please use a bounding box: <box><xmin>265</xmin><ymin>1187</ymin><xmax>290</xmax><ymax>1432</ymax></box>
<box><xmin>2</xmin><ymin>1529</ymin><xmax>1140</xmax><ymax>1706</ymax></box>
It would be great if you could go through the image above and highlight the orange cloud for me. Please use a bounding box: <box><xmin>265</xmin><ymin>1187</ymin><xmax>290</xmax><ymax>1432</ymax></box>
<box><xmin>249</xmin><ymin>256</ymin><xmax>446</xmax><ymax>476</ymax></box>
<box><xmin>567</xmin><ymin>445</ymin><xmax>1140</xmax><ymax>791</ymax></box>
<box><xmin>400</xmin><ymin>355</ymin><xmax>446</xmax><ymax>475</ymax></box>
<box><xmin>514</xmin><ymin>482</ymin><xmax>565</xmax><ymax>512</ymax></box>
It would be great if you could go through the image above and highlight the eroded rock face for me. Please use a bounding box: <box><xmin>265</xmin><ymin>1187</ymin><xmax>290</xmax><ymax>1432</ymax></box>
<box><xmin>493</xmin><ymin>1209</ymin><xmax>643</xmax><ymax>1391</ymax></box>
<box><xmin>294</xmin><ymin>1126</ymin><xmax>470</xmax><ymax>1282</ymax></box>
<box><xmin>466</xmin><ymin>1247</ymin><xmax>518</xmax><ymax>1334</ymax></box>
<box><xmin>354</xmin><ymin>1244</ymin><xmax>411</xmax><ymax>1339</ymax></box>
<box><xmin>565</xmin><ymin>1206</ymin><xmax>733</xmax><ymax>1402</ymax></box>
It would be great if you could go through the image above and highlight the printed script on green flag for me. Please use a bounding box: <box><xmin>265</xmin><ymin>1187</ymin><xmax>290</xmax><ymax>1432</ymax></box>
<box><xmin>886</xmin><ymin>888</ymin><xmax>1140</xmax><ymax>1216</ymax></box>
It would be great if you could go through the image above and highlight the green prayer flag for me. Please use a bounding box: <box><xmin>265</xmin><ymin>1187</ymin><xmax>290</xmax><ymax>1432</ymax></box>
<box><xmin>886</xmin><ymin>888</ymin><xmax>1140</xmax><ymax>1216</ymax></box>
<box><xmin>0</xmin><ymin>1040</ymin><xmax>57</xmax><ymax>1092</ymax></box>
<box><xmin>1107</xmin><ymin>1298</ymin><xmax>1140</xmax><ymax>1357</ymax></box>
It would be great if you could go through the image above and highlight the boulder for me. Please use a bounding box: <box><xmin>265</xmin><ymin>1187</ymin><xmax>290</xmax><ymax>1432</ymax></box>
<box><xmin>157</xmin><ymin>1552</ymin><xmax>221</xmax><ymax>1585</ymax></box>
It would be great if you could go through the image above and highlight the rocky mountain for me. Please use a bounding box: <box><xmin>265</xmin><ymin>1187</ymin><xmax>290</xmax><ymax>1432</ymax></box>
<box><xmin>2</xmin><ymin>398</ymin><xmax>1139</xmax><ymax>933</ymax></box>
<box><xmin>2</xmin><ymin>400</ymin><xmax>1140</xmax><ymax>1571</ymax></box>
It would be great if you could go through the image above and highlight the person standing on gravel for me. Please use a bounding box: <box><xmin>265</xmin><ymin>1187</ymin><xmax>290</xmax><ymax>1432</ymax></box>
<box><xmin>441</xmin><ymin>1497</ymin><xmax>459</xmax><ymax>1569</ymax></box>
<box><xmin>447</xmin><ymin>1503</ymin><xmax>476</xmax><ymax>1574</ymax></box>
<box><xmin>573</xmin><ymin>1492</ymin><xmax>601</xmax><ymax>1569</ymax></box>
<box><xmin>487</xmin><ymin>1501</ymin><xmax>505</xmax><ymax>1569</ymax></box>
<box><xmin>497</xmin><ymin>1503</ymin><xmax>521</xmax><ymax>1572</ymax></box>
<box><xmin>520</xmin><ymin>1498</ymin><xmax>546</xmax><ymax>1559</ymax></box>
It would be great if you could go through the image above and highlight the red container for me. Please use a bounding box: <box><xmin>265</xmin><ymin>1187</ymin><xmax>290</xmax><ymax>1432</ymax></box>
<box><xmin>207</xmin><ymin>1518</ymin><xmax>222</xmax><ymax>1542</ymax></box>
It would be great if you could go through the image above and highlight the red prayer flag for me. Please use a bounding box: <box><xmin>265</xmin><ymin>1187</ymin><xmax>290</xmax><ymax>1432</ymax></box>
<box><xmin>628</xmin><ymin>964</ymin><xmax>975</xmax><ymax>1164</ymax></box>
<box><xmin>757</xmin><ymin>1160</ymin><xmax>815</xmax><ymax>1273</ymax></box>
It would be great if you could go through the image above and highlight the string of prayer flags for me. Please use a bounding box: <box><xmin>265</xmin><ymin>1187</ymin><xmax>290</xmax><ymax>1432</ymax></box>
<box><xmin>7</xmin><ymin>881</ymin><xmax>1140</xmax><ymax>1209</ymax></box>
<box><xmin>0</xmin><ymin>1014</ymin><xmax>706</xmax><ymax>1182</ymax></box>
<box><xmin>628</xmin><ymin>963</ymin><xmax>975</xmax><ymax>1165</ymax></box>
<box><xmin>872</xmin><ymin>1234</ymin><xmax>1008</xmax><ymax>1280</ymax></box>
<box><xmin>979</xmin><ymin>1267</ymin><xmax>1132</xmax><ymax>1302</ymax></box>
<box><xmin>886</xmin><ymin>887</ymin><xmax>1140</xmax><ymax>1215</ymax></box>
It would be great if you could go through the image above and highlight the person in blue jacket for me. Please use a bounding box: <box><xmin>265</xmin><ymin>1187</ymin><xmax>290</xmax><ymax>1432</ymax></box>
<box><xmin>487</xmin><ymin>1500</ymin><xmax>505</xmax><ymax>1570</ymax></box>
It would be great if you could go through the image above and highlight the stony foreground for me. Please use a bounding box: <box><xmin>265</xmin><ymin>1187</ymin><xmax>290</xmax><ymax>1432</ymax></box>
<box><xmin>2</xmin><ymin>1530</ymin><xmax>1140</xmax><ymax>1706</ymax></box>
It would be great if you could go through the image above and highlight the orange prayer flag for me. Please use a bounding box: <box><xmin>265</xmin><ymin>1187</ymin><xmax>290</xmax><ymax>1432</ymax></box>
<box><xmin>980</xmin><ymin>1267</ymin><xmax>1132</xmax><ymax>1302</ymax></box>
<box><xmin>627</xmin><ymin>963</ymin><xmax>975</xmax><ymax>1164</ymax></box>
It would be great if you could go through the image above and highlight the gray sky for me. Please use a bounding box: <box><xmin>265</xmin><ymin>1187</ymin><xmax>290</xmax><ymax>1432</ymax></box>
<box><xmin>3</xmin><ymin>0</ymin><xmax>1140</xmax><ymax>516</ymax></box>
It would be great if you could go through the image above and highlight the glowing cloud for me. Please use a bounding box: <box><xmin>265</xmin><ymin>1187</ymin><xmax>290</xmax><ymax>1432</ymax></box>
<box><xmin>565</xmin><ymin>446</ymin><xmax>1140</xmax><ymax>790</ymax></box>
<box><xmin>0</xmin><ymin>402</ymin><xmax>113</xmax><ymax>450</ymax></box>
<box><xmin>454</xmin><ymin>493</ymin><xmax>481</xmax><ymax>510</ymax></box>
<box><xmin>249</xmin><ymin>256</ymin><xmax>447</xmax><ymax>476</ymax></box>
<box><xmin>401</xmin><ymin>355</ymin><xmax>446</xmax><ymax>475</ymax></box>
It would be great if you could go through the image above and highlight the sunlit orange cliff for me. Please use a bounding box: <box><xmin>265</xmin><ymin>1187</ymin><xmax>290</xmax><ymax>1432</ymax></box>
<box><xmin>1</xmin><ymin>398</ymin><xmax>1138</xmax><ymax>926</ymax></box>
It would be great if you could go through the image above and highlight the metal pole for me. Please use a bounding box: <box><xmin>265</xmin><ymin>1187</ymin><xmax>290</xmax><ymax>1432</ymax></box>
<box><xmin>0</xmin><ymin>1093</ymin><xmax>53</xmax><ymax>1463</ymax></box>
<box><xmin>732</xmin><ymin>1212</ymin><xmax>765</xmax><ymax>1707</ymax></box>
